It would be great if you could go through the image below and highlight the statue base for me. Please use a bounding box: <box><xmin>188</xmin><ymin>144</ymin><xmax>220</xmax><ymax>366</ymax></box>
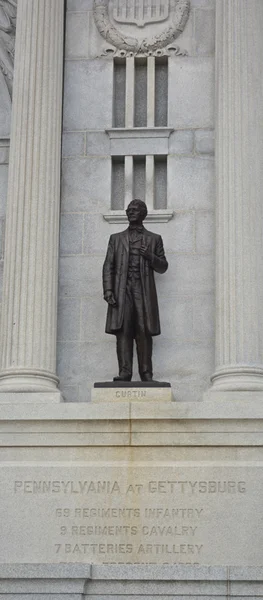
<box><xmin>92</xmin><ymin>381</ymin><xmax>172</xmax><ymax>402</ymax></box>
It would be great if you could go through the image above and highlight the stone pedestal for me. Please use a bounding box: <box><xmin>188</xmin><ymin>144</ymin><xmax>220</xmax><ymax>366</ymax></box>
<box><xmin>92</xmin><ymin>382</ymin><xmax>172</xmax><ymax>402</ymax></box>
<box><xmin>0</xmin><ymin>400</ymin><xmax>262</xmax><ymax>570</ymax></box>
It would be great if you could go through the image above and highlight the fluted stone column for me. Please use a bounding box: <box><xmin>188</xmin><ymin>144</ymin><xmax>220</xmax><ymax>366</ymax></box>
<box><xmin>0</xmin><ymin>0</ymin><xmax>64</xmax><ymax>395</ymax></box>
<box><xmin>211</xmin><ymin>0</ymin><xmax>263</xmax><ymax>391</ymax></box>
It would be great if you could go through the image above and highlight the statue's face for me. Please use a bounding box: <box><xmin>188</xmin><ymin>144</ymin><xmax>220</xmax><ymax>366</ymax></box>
<box><xmin>126</xmin><ymin>203</ymin><xmax>143</xmax><ymax>224</ymax></box>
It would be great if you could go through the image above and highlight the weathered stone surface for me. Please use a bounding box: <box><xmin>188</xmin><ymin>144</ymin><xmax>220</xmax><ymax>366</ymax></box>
<box><xmin>164</xmin><ymin>212</ymin><xmax>194</xmax><ymax>253</ymax></box>
<box><xmin>169</xmin><ymin>130</ymin><xmax>194</xmax><ymax>155</ymax></box>
<box><xmin>60</xmin><ymin>384</ymin><xmax>79</xmax><ymax>403</ymax></box>
<box><xmin>62</xmin><ymin>132</ymin><xmax>85</xmax><ymax>158</ymax></box>
<box><xmin>193</xmin><ymin>293</ymin><xmax>214</xmax><ymax>342</ymax></box>
<box><xmin>152</xmin><ymin>338</ymin><xmax>213</xmax><ymax>398</ymax></box>
<box><xmin>63</xmin><ymin>60</ymin><xmax>113</xmax><ymax>131</ymax></box>
<box><xmin>147</xmin><ymin>213</ymin><xmax>195</xmax><ymax>254</ymax></box>
<box><xmin>0</xmin><ymin>165</ymin><xmax>8</xmax><ymax>217</ymax></box>
<box><xmin>81</xmin><ymin>295</ymin><xmax>109</xmax><ymax>343</ymax></box>
<box><xmin>57</xmin><ymin>340</ymin><xmax>118</xmax><ymax>388</ymax></box>
<box><xmin>57</xmin><ymin>342</ymin><xmax>87</xmax><ymax>386</ymax></box>
<box><xmin>67</xmin><ymin>0</ymin><xmax>93</xmax><ymax>9</ymax></box>
<box><xmin>195</xmin><ymin>129</ymin><xmax>215</xmax><ymax>154</ymax></box>
<box><xmin>59</xmin><ymin>255</ymin><xmax>104</xmax><ymax>298</ymax></box>
<box><xmin>57</xmin><ymin>298</ymin><xmax>81</xmax><ymax>342</ymax></box>
<box><xmin>160</xmin><ymin>294</ymin><xmax>193</xmax><ymax>342</ymax></box>
<box><xmin>83</xmin><ymin>215</ymin><xmax>123</xmax><ymax>255</ymax></box>
<box><xmin>60</xmin><ymin>213</ymin><xmax>84</xmax><ymax>256</ymax></box>
<box><xmin>86</xmin><ymin>131</ymin><xmax>110</xmax><ymax>156</ymax></box>
<box><xmin>168</xmin><ymin>157</ymin><xmax>214</xmax><ymax>210</ymax></box>
<box><xmin>65</xmin><ymin>11</ymin><xmax>90</xmax><ymax>58</ymax></box>
<box><xmin>0</xmin><ymin>77</ymin><xmax>11</xmax><ymax>137</ymax></box>
<box><xmin>195</xmin><ymin>210</ymin><xmax>214</xmax><ymax>252</ymax></box>
<box><xmin>0</xmin><ymin>262</ymin><xmax>3</xmax><ymax>298</ymax></box>
<box><xmin>191</xmin><ymin>0</ymin><xmax>215</xmax><ymax>6</ymax></box>
<box><xmin>0</xmin><ymin>219</ymin><xmax>3</xmax><ymax>260</ymax></box>
<box><xmin>170</xmin><ymin>254</ymin><xmax>214</xmax><ymax>294</ymax></box>
<box><xmin>168</xmin><ymin>58</ymin><xmax>214</xmax><ymax>129</ymax></box>
<box><xmin>194</xmin><ymin>9</ymin><xmax>215</xmax><ymax>56</ymax></box>
<box><xmin>78</xmin><ymin>381</ymin><xmax>92</xmax><ymax>403</ymax></box>
<box><xmin>61</xmin><ymin>157</ymin><xmax>111</xmax><ymax>213</ymax></box>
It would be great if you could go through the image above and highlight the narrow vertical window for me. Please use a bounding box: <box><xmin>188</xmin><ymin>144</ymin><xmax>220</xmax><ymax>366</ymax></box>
<box><xmin>155</xmin><ymin>57</ymin><xmax>168</xmax><ymax>126</ymax></box>
<box><xmin>113</xmin><ymin>59</ymin><xmax>126</xmax><ymax>128</ymax></box>
<box><xmin>133</xmin><ymin>156</ymin><xmax>146</xmax><ymax>201</ymax></box>
<box><xmin>134</xmin><ymin>58</ymin><xmax>147</xmax><ymax>127</ymax></box>
<box><xmin>111</xmin><ymin>157</ymin><xmax>125</xmax><ymax>209</ymax></box>
<box><xmin>154</xmin><ymin>156</ymin><xmax>167</xmax><ymax>209</ymax></box>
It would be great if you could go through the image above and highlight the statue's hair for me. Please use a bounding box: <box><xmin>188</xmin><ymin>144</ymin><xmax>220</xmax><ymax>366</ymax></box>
<box><xmin>127</xmin><ymin>199</ymin><xmax>148</xmax><ymax>220</ymax></box>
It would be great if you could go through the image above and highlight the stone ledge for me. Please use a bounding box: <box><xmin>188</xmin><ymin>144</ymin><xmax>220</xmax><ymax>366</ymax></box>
<box><xmin>204</xmin><ymin>390</ymin><xmax>263</xmax><ymax>402</ymax></box>
<box><xmin>0</xmin><ymin>391</ymin><xmax>62</xmax><ymax>404</ymax></box>
<box><xmin>0</xmin><ymin>564</ymin><xmax>262</xmax><ymax>598</ymax></box>
<box><xmin>0</xmin><ymin>397</ymin><xmax>263</xmax><ymax>420</ymax></box>
<box><xmin>103</xmin><ymin>209</ymin><xmax>174</xmax><ymax>223</ymax></box>
<box><xmin>106</xmin><ymin>127</ymin><xmax>174</xmax><ymax>157</ymax></box>
<box><xmin>0</xmin><ymin>562</ymin><xmax>262</xmax><ymax>581</ymax></box>
<box><xmin>106</xmin><ymin>128</ymin><xmax>173</xmax><ymax>139</ymax></box>
<box><xmin>0</xmin><ymin>563</ymin><xmax>91</xmax><ymax>579</ymax></box>
<box><xmin>91</xmin><ymin>564</ymin><xmax>228</xmax><ymax>580</ymax></box>
<box><xmin>0</xmin><ymin>399</ymin><xmax>262</xmax><ymax>446</ymax></box>
<box><xmin>130</xmin><ymin>397</ymin><xmax>263</xmax><ymax>419</ymax></box>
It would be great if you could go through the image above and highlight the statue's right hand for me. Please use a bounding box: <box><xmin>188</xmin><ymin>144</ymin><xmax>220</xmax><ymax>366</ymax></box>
<box><xmin>104</xmin><ymin>291</ymin><xmax>117</xmax><ymax>307</ymax></box>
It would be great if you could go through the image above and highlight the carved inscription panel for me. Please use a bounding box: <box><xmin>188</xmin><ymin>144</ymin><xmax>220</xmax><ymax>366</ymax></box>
<box><xmin>1</xmin><ymin>464</ymin><xmax>263</xmax><ymax>564</ymax></box>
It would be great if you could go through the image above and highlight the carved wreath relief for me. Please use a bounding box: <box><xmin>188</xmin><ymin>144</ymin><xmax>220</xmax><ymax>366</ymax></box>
<box><xmin>93</xmin><ymin>0</ymin><xmax>190</xmax><ymax>57</ymax></box>
<box><xmin>0</xmin><ymin>0</ymin><xmax>17</xmax><ymax>98</ymax></box>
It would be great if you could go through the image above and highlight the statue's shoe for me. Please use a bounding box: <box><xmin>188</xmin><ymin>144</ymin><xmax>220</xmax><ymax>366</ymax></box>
<box><xmin>141</xmin><ymin>373</ymin><xmax>153</xmax><ymax>382</ymax></box>
<box><xmin>113</xmin><ymin>375</ymin><xmax>132</xmax><ymax>382</ymax></box>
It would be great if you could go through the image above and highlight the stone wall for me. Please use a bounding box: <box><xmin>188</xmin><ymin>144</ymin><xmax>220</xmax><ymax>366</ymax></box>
<box><xmin>58</xmin><ymin>0</ymin><xmax>215</xmax><ymax>402</ymax></box>
<box><xmin>0</xmin><ymin>0</ymin><xmax>215</xmax><ymax>402</ymax></box>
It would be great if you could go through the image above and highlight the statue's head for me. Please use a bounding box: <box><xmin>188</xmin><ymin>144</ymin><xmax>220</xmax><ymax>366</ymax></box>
<box><xmin>126</xmin><ymin>199</ymin><xmax>148</xmax><ymax>224</ymax></box>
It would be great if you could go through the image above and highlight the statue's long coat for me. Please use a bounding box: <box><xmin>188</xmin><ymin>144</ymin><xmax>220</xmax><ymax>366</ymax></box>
<box><xmin>103</xmin><ymin>228</ymin><xmax>168</xmax><ymax>336</ymax></box>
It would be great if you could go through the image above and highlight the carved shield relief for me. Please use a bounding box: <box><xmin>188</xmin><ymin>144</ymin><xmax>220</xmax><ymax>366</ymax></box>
<box><xmin>93</xmin><ymin>0</ymin><xmax>190</xmax><ymax>56</ymax></box>
<box><xmin>112</xmin><ymin>0</ymin><xmax>169</xmax><ymax>28</ymax></box>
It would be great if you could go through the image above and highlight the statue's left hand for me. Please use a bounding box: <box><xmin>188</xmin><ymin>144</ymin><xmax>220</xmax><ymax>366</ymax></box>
<box><xmin>140</xmin><ymin>244</ymin><xmax>154</xmax><ymax>261</ymax></box>
<box><xmin>104</xmin><ymin>291</ymin><xmax>117</xmax><ymax>307</ymax></box>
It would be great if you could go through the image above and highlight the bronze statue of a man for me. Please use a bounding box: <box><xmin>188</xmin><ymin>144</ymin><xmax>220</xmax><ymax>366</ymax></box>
<box><xmin>103</xmin><ymin>199</ymin><xmax>168</xmax><ymax>382</ymax></box>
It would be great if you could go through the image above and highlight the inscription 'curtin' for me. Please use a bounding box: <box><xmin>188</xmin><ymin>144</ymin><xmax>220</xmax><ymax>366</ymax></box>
<box><xmin>116</xmin><ymin>390</ymin><xmax>147</xmax><ymax>398</ymax></box>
